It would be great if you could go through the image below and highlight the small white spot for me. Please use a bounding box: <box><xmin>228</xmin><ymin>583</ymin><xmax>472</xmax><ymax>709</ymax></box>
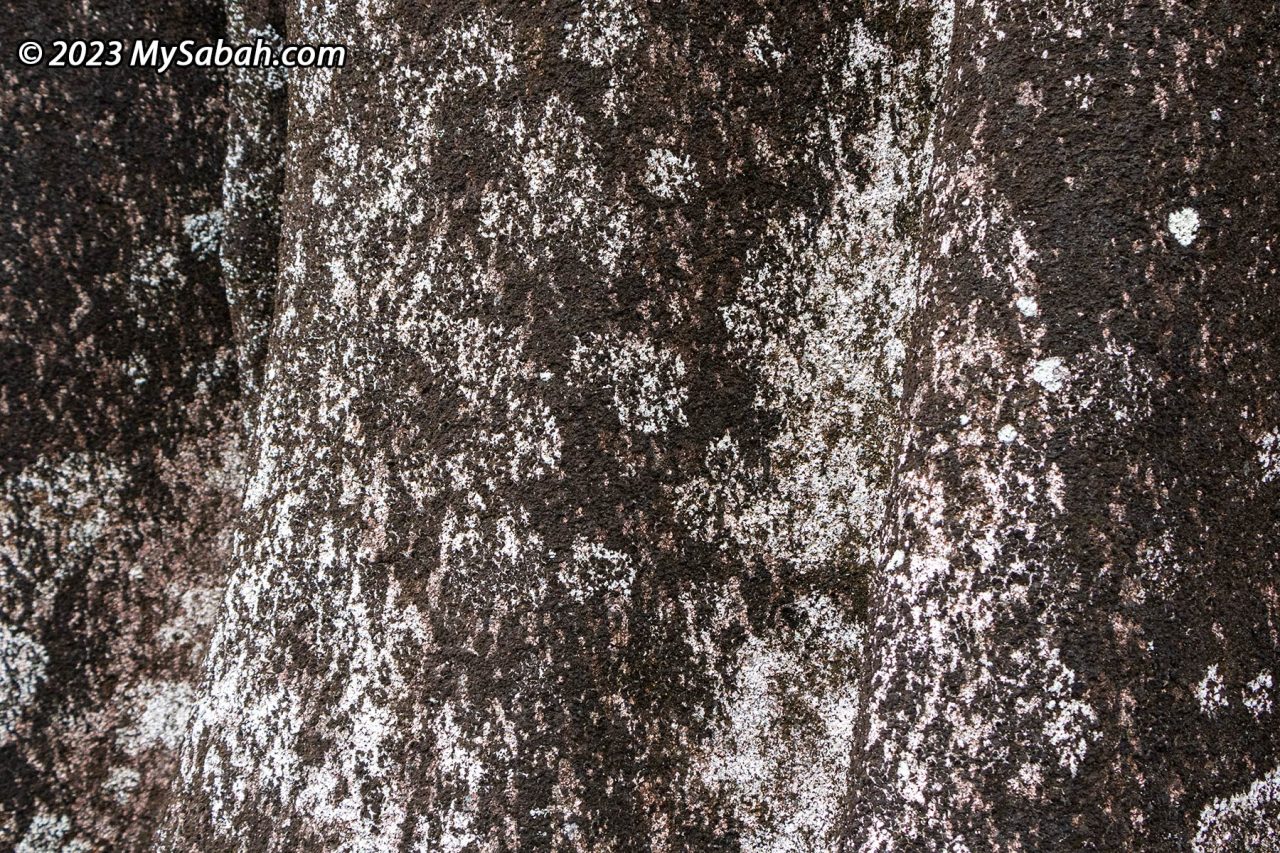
<box><xmin>1198</xmin><ymin>664</ymin><xmax>1228</xmax><ymax>715</ymax></box>
<box><xmin>1244</xmin><ymin>671</ymin><xmax>1273</xmax><ymax>718</ymax></box>
<box><xmin>1167</xmin><ymin>207</ymin><xmax>1200</xmax><ymax>247</ymax></box>
<box><xmin>1032</xmin><ymin>357</ymin><xmax>1068</xmax><ymax>393</ymax></box>
<box><xmin>1258</xmin><ymin>430</ymin><xmax>1280</xmax><ymax>482</ymax></box>
<box><xmin>1016</xmin><ymin>295</ymin><xmax>1039</xmax><ymax>317</ymax></box>
<box><xmin>998</xmin><ymin>424</ymin><xmax>1019</xmax><ymax>444</ymax></box>
<box><xmin>1210</xmin><ymin>107</ymin><xmax>1222</xmax><ymax>122</ymax></box>
<box><xmin>643</xmin><ymin>148</ymin><xmax>697</xmax><ymax>201</ymax></box>
<box><xmin>0</xmin><ymin>624</ymin><xmax>47</xmax><ymax>746</ymax></box>
<box><xmin>959</xmin><ymin>414</ymin><xmax>971</xmax><ymax>427</ymax></box>
<box><xmin>182</xmin><ymin>209</ymin><xmax>223</xmax><ymax>259</ymax></box>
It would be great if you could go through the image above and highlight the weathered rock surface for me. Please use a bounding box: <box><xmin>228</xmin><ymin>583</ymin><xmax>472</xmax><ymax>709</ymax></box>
<box><xmin>2</xmin><ymin>1</ymin><xmax>1276</xmax><ymax>851</ymax></box>
<box><xmin>1</xmin><ymin>1</ymin><xmax>238</xmax><ymax>849</ymax></box>
<box><xmin>848</xmin><ymin>1</ymin><xmax>1280</xmax><ymax>849</ymax></box>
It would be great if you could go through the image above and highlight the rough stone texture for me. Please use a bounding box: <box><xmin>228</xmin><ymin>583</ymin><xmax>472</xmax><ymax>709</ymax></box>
<box><xmin>221</xmin><ymin>0</ymin><xmax>288</xmax><ymax>408</ymax></box>
<box><xmin>159</xmin><ymin>1</ymin><xmax>945</xmax><ymax>850</ymax></box>
<box><xmin>847</xmin><ymin>1</ymin><xmax>1280</xmax><ymax>849</ymax></box>
<box><xmin>3</xmin><ymin>0</ymin><xmax>1278</xmax><ymax>851</ymax></box>
<box><xmin>0</xmin><ymin>1</ymin><xmax>238</xmax><ymax>849</ymax></box>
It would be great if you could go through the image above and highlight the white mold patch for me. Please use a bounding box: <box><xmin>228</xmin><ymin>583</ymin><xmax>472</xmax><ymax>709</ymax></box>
<box><xmin>1015</xmin><ymin>295</ymin><xmax>1039</xmax><ymax>317</ymax></box>
<box><xmin>1167</xmin><ymin>206</ymin><xmax>1200</xmax><ymax>247</ymax></box>
<box><xmin>998</xmin><ymin>424</ymin><xmax>1019</xmax><ymax>444</ymax></box>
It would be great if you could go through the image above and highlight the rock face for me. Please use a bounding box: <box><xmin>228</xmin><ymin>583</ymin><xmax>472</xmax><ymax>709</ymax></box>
<box><xmin>1</xmin><ymin>1</ymin><xmax>238</xmax><ymax>849</ymax></box>
<box><xmin>2</xmin><ymin>0</ymin><xmax>1277</xmax><ymax>851</ymax></box>
<box><xmin>846</xmin><ymin>2</ymin><xmax>1280</xmax><ymax>849</ymax></box>
<box><xmin>159</xmin><ymin>2</ymin><xmax>946</xmax><ymax>849</ymax></box>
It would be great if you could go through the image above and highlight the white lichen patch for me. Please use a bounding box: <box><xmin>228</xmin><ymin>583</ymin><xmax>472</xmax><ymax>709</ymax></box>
<box><xmin>1194</xmin><ymin>762</ymin><xmax>1280</xmax><ymax>852</ymax></box>
<box><xmin>1167</xmin><ymin>206</ymin><xmax>1201</xmax><ymax>247</ymax></box>
<box><xmin>15</xmin><ymin>809</ymin><xmax>90</xmax><ymax>853</ymax></box>
<box><xmin>571</xmin><ymin>334</ymin><xmax>688</xmax><ymax>434</ymax></box>
<box><xmin>1032</xmin><ymin>356</ymin><xmax>1069</xmax><ymax>393</ymax></box>
<box><xmin>1257</xmin><ymin>430</ymin><xmax>1280</xmax><ymax>483</ymax></box>
<box><xmin>0</xmin><ymin>624</ymin><xmax>48</xmax><ymax>746</ymax></box>
<box><xmin>697</xmin><ymin>596</ymin><xmax>863</xmax><ymax>852</ymax></box>
<box><xmin>560</xmin><ymin>538</ymin><xmax>636</xmax><ymax>602</ymax></box>
<box><xmin>1244</xmin><ymin>671</ymin><xmax>1273</xmax><ymax>718</ymax></box>
<box><xmin>103</xmin><ymin>766</ymin><xmax>141</xmax><ymax>803</ymax></box>
<box><xmin>1197</xmin><ymin>665</ymin><xmax>1229</xmax><ymax>715</ymax></box>
<box><xmin>117</xmin><ymin>680</ymin><xmax>198</xmax><ymax>755</ymax></box>
<box><xmin>744</xmin><ymin>24</ymin><xmax>785</xmax><ymax>67</ymax></box>
<box><xmin>1019</xmin><ymin>638</ymin><xmax>1099</xmax><ymax>777</ymax></box>
<box><xmin>1015</xmin><ymin>295</ymin><xmax>1039</xmax><ymax>317</ymax></box>
<box><xmin>998</xmin><ymin>424</ymin><xmax>1019</xmax><ymax>444</ymax></box>
<box><xmin>700</xmin><ymin>16</ymin><xmax>940</xmax><ymax>576</ymax></box>
<box><xmin>560</xmin><ymin>0</ymin><xmax>641</xmax><ymax>70</ymax></box>
<box><xmin>643</xmin><ymin>148</ymin><xmax>697</xmax><ymax>201</ymax></box>
<box><xmin>183</xmin><ymin>209</ymin><xmax>224</xmax><ymax>259</ymax></box>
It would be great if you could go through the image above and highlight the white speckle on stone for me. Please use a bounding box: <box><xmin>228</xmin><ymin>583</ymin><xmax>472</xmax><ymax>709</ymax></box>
<box><xmin>1244</xmin><ymin>671</ymin><xmax>1273</xmax><ymax>718</ymax></box>
<box><xmin>1258</xmin><ymin>430</ymin><xmax>1280</xmax><ymax>482</ymax></box>
<box><xmin>1210</xmin><ymin>107</ymin><xmax>1222</xmax><ymax>122</ymax></box>
<box><xmin>1194</xmin><ymin>762</ymin><xmax>1280</xmax><ymax>852</ymax></box>
<box><xmin>1168</xmin><ymin>206</ymin><xmax>1201</xmax><ymax>247</ymax></box>
<box><xmin>183</xmin><ymin>209</ymin><xmax>223</xmax><ymax>259</ymax></box>
<box><xmin>1197</xmin><ymin>665</ymin><xmax>1229</xmax><ymax>715</ymax></box>
<box><xmin>1016</xmin><ymin>295</ymin><xmax>1039</xmax><ymax>317</ymax></box>
<box><xmin>16</xmin><ymin>809</ymin><xmax>90</xmax><ymax>853</ymax></box>
<box><xmin>643</xmin><ymin>148</ymin><xmax>697</xmax><ymax>201</ymax></box>
<box><xmin>0</xmin><ymin>623</ymin><xmax>48</xmax><ymax>747</ymax></box>
<box><xmin>998</xmin><ymin>424</ymin><xmax>1019</xmax><ymax>444</ymax></box>
<box><xmin>1032</xmin><ymin>357</ymin><xmax>1068</xmax><ymax>393</ymax></box>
